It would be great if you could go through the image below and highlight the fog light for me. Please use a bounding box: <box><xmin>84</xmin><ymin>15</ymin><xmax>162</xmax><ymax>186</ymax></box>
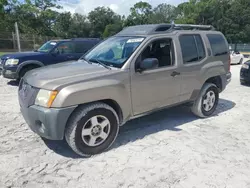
<box><xmin>242</xmin><ymin>64</ymin><xmax>249</xmax><ymax>69</ymax></box>
<box><xmin>5</xmin><ymin>70</ymin><xmax>12</xmax><ymax>74</ymax></box>
<box><xmin>39</xmin><ymin>123</ymin><xmax>46</xmax><ymax>133</ymax></box>
<box><xmin>35</xmin><ymin>120</ymin><xmax>46</xmax><ymax>133</ymax></box>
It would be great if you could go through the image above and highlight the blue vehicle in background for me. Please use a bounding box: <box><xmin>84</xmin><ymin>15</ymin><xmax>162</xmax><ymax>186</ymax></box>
<box><xmin>0</xmin><ymin>38</ymin><xmax>101</xmax><ymax>80</ymax></box>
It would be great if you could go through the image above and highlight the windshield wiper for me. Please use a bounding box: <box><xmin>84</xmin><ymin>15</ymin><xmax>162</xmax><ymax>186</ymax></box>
<box><xmin>89</xmin><ymin>58</ymin><xmax>111</xmax><ymax>70</ymax></box>
<box><xmin>80</xmin><ymin>57</ymin><xmax>92</xmax><ymax>64</ymax></box>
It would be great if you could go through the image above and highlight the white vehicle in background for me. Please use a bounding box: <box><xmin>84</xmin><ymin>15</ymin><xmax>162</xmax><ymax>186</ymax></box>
<box><xmin>230</xmin><ymin>51</ymin><xmax>244</xmax><ymax>64</ymax></box>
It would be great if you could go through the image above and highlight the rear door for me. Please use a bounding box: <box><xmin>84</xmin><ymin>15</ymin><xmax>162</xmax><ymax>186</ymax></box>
<box><xmin>178</xmin><ymin>34</ymin><xmax>208</xmax><ymax>101</ymax></box>
<box><xmin>74</xmin><ymin>41</ymin><xmax>99</xmax><ymax>59</ymax></box>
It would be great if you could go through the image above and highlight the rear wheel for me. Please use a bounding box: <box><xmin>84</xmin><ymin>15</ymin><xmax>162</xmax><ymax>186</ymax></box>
<box><xmin>191</xmin><ymin>83</ymin><xmax>219</xmax><ymax>118</ymax></box>
<box><xmin>65</xmin><ymin>102</ymin><xmax>119</xmax><ymax>157</ymax></box>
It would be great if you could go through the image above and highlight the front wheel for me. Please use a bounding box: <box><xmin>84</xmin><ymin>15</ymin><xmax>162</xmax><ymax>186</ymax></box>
<box><xmin>18</xmin><ymin>65</ymin><xmax>39</xmax><ymax>80</ymax></box>
<box><xmin>191</xmin><ymin>83</ymin><xmax>219</xmax><ymax>118</ymax></box>
<box><xmin>65</xmin><ymin>102</ymin><xmax>119</xmax><ymax>157</ymax></box>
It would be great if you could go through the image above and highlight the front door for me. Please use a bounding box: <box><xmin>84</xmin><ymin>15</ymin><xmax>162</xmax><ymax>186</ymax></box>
<box><xmin>130</xmin><ymin>38</ymin><xmax>181</xmax><ymax>115</ymax></box>
<box><xmin>52</xmin><ymin>41</ymin><xmax>78</xmax><ymax>64</ymax></box>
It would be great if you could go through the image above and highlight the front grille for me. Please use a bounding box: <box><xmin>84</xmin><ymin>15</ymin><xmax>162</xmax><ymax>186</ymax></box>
<box><xmin>18</xmin><ymin>79</ymin><xmax>39</xmax><ymax>108</ymax></box>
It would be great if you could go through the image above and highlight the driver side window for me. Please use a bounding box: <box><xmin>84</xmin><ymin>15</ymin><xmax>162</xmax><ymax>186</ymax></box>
<box><xmin>55</xmin><ymin>42</ymin><xmax>75</xmax><ymax>54</ymax></box>
<box><xmin>136</xmin><ymin>38</ymin><xmax>175</xmax><ymax>70</ymax></box>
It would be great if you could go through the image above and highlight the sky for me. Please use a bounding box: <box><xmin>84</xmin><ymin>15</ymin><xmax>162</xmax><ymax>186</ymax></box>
<box><xmin>60</xmin><ymin>0</ymin><xmax>187</xmax><ymax>16</ymax></box>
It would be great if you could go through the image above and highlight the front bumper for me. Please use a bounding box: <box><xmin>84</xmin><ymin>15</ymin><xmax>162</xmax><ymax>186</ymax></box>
<box><xmin>0</xmin><ymin>66</ymin><xmax>18</xmax><ymax>79</ymax></box>
<box><xmin>20</xmin><ymin>105</ymin><xmax>76</xmax><ymax>140</ymax></box>
<box><xmin>240</xmin><ymin>68</ymin><xmax>250</xmax><ymax>83</ymax></box>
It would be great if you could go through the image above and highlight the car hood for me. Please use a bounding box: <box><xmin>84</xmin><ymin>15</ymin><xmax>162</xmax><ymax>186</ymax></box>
<box><xmin>24</xmin><ymin>60</ymin><xmax>120</xmax><ymax>90</ymax></box>
<box><xmin>1</xmin><ymin>51</ymin><xmax>43</xmax><ymax>59</ymax></box>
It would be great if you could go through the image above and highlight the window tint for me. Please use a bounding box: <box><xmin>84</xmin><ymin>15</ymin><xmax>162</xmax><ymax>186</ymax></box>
<box><xmin>56</xmin><ymin>42</ymin><xmax>75</xmax><ymax>54</ymax></box>
<box><xmin>195</xmin><ymin>35</ymin><xmax>205</xmax><ymax>60</ymax></box>
<box><xmin>137</xmin><ymin>38</ymin><xmax>174</xmax><ymax>69</ymax></box>
<box><xmin>75</xmin><ymin>41</ymin><xmax>99</xmax><ymax>53</ymax></box>
<box><xmin>180</xmin><ymin>35</ymin><xmax>199</xmax><ymax>63</ymax></box>
<box><xmin>207</xmin><ymin>34</ymin><xmax>228</xmax><ymax>56</ymax></box>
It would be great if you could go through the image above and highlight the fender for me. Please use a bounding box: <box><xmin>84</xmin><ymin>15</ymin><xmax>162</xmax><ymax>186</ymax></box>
<box><xmin>17</xmin><ymin>60</ymin><xmax>44</xmax><ymax>73</ymax></box>
<box><xmin>200</xmin><ymin>61</ymin><xmax>226</xmax><ymax>85</ymax></box>
<box><xmin>52</xmin><ymin>78</ymin><xmax>132</xmax><ymax>121</ymax></box>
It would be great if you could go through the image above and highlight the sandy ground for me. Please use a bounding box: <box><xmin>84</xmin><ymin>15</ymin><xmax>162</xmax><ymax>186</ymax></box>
<box><xmin>1</xmin><ymin>62</ymin><xmax>250</xmax><ymax>188</ymax></box>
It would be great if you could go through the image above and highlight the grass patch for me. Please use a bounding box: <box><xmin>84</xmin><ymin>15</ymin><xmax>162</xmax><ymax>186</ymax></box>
<box><xmin>0</xmin><ymin>52</ymin><xmax>6</xmax><ymax>56</ymax></box>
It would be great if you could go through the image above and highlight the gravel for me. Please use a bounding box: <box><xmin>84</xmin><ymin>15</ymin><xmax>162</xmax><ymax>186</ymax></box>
<box><xmin>1</xmin><ymin>63</ymin><xmax>250</xmax><ymax>188</ymax></box>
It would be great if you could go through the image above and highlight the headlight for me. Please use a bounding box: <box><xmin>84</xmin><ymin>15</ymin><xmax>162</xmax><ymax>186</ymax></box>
<box><xmin>35</xmin><ymin>89</ymin><xmax>58</xmax><ymax>108</ymax></box>
<box><xmin>242</xmin><ymin>64</ymin><xmax>249</xmax><ymax>69</ymax></box>
<box><xmin>5</xmin><ymin>59</ymin><xmax>19</xmax><ymax>65</ymax></box>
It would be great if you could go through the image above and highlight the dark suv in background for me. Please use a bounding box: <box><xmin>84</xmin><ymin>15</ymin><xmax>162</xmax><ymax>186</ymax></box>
<box><xmin>0</xmin><ymin>38</ymin><xmax>101</xmax><ymax>80</ymax></box>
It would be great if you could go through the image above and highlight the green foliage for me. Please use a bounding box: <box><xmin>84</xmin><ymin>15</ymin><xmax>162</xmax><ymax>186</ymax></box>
<box><xmin>103</xmin><ymin>24</ymin><xmax>122</xmax><ymax>38</ymax></box>
<box><xmin>149</xmin><ymin>3</ymin><xmax>177</xmax><ymax>24</ymax></box>
<box><xmin>1</xmin><ymin>0</ymin><xmax>250</xmax><ymax>44</ymax></box>
<box><xmin>124</xmin><ymin>1</ymin><xmax>153</xmax><ymax>26</ymax></box>
<box><xmin>88</xmin><ymin>7</ymin><xmax>121</xmax><ymax>38</ymax></box>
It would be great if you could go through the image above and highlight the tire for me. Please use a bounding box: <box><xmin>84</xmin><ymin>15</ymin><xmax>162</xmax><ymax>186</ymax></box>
<box><xmin>65</xmin><ymin>102</ymin><xmax>119</xmax><ymax>157</ymax></box>
<box><xmin>239</xmin><ymin>58</ymin><xmax>243</xmax><ymax>65</ymax></box>
<box><xmin>19</xmin><ymin>66</ymin><xmax>38</xmax><ymax>80</ymax></box>
<box><xmin>191</xmin><ymin>83</ymin><xmax>219</xmax><ymax>118</ymax></box>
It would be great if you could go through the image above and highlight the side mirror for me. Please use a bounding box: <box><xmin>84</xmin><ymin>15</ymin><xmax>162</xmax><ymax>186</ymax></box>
<box><xmin>138</xmin><ymin>58</ymin><xmax>159</xmax><ymax>72</ymax></box>
<box><xmin>235</xmin><ymin>51</ymin><xmax>240</xmax><ymax>54</ymax></box>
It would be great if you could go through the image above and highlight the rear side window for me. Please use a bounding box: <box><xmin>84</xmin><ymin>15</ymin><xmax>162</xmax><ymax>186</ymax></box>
<box><xmin>195</xmin><ymin>35</ymin><xmax>206</xmax><ymax>60</ymax></box>
<box><xmin>75</xmin><ymin>41</ymin><xmax>99</xmax><ymax>53</ymax></box>
<box><xmin>179</xmin><ymin>34</ymin><xmax>206</xmax><ymax>64</ymax></box>
<box><xmin>207</xmin><ymin>34</ymin><xmax>228</xmax><ymax>56</ymax></box>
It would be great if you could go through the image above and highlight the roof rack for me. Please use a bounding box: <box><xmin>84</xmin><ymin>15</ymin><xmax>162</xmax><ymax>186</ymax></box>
<box><xmin>116</xmin><ymin>23</ymin><xmax>215</xmax><ymax>36</ymax></box>
<box><xmin>172</xmin><ymin>24</ymin><xmax>215</xmax><ymax>31</ymax></box>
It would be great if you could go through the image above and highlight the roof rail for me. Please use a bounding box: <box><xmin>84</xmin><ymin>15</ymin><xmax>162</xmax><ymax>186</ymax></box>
<box><xmin>70</xmin><ymin>38</ymin><xmax>101</xmax><ymax>40</ymax></box>
<box><xmin>116</xmin><ymin>23</ymin><xmax>215</xmax><ymax>36</ymax></box>
<box><xmin>171</xmin><ymin>24</ymin><xmax>215</xmax><ymax>31</ymax></box>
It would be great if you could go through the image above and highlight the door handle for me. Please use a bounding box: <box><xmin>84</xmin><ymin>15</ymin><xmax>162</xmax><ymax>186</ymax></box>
<box><xmin>171</xmin><ymin>71</ymin><xmax>180</xmax><ymax>77</ymax></box>
<box><xmin>67</xmin><ymin>56</ymin><xmax>74</xmax><ymax>59</ymax></box>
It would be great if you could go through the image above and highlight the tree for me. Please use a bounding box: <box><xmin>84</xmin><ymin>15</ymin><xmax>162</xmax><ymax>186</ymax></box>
<box><xmin>103</xmin><ymin>23</ymin><xmax>122</xmax><ymax>38</ymax></box>
<box><xmin>225</xmin><ymin>0</ymin><xmax>250</xmax><ymax>44</ymax></box>
<box><xmin>68</xmin><ymin>13</ymin><xmax>91</xmax><ymax>38</ymax></box>
<box><xmin>150</xmin><ymin>3</ymin><xmax>177</xmax><ymax>24</ymax></box>
<box><xmin>0</xmin><ymin>0</ymin><xmax>8</xmax><ymax>14</ymax></box>
<box><xmin>175</xmin><ymin>0</ymin><xmax>250</xmax><ymax>45</ymax></box>
<box><xmin>53</xmin><ymin>12</ymin><xmax>72</xmax><ymax>38</ymax></box>
<box><xmin>175</xmin><ymin>1</ymin><xmax>197</xmax><ymax>24</ymax></box>
<box><xmin>124</xmin><ymin>1</ymin><xmax>152</xmax><ymax>26</ymax></box>
<box><xmin>0</xmin><ymin>0</ymin><xmax>60</xmax><ymax>35</ymax></box>
<box><xmin>88</xmin><ymin>7</ymin><xmax>121</xmax><ymax>38</ymax></box>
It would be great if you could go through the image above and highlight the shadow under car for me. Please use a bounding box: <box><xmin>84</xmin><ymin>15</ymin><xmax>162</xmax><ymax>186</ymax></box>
<box><xmin>43</xmin><ymin>98</ymin><xmax>236</xmax><ymax>158</ymax></box>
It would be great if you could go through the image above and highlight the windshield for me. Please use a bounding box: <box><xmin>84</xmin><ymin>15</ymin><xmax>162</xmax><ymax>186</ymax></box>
<box><xmin>84</xmin><ymin>36</ymin><xmax>145</xmax><ymax>68</ymax></box>
<box><xmin>38</xmin><ymin>41</ymin><xmax>57</xmax><ymax>52</ymax></box>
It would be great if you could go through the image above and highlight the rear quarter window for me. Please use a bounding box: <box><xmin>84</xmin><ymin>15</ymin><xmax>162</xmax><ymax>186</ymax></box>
<box><xmin>75</xmin><ymin>41</ymin><xmax>98</xmax><ymax>53</ymax></box>
<box><xmin>207</xmin><ymin>34</ymin><xmax>228</xmax><ymax>56</ymax></box>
